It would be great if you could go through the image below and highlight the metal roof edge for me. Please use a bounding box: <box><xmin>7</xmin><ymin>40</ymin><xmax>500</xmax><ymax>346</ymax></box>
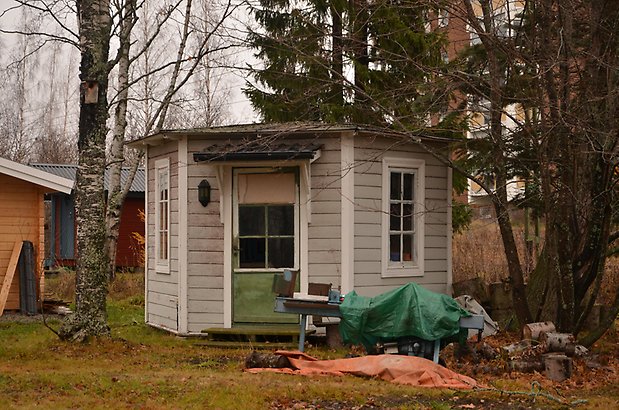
<box><xmin>0</xmin><ymin>157</ymin><xmax>74</xmax><ymax>194</ymax></box>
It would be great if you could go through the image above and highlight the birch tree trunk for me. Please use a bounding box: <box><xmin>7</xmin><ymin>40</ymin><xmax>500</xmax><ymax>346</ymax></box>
<box><xmin>59</xmin><ymin>0</ymin><xmax>112</xmax><ymax>341</ymax></box>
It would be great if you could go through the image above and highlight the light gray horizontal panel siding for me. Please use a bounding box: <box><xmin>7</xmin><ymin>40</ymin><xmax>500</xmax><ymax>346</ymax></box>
<box><xmin>187</xmin><ymin>164</ymin><xmax>218</xmax><ymax>179</ymax></box>
<box><xmin>426</xmin><ymin>176</ymin><xmax>448</xmax><ymax>189</ymax></box>
<box><xmin>311</xmin><ymin>200</ymin><xmax>341</xmax><ymax>214</ymax></box>
<box><xmin>308</xmin><ymin>226</ymin><xmax>340</xmax><ymax>239</ymax></box>
<box><xmin>316</xmin><ymin>148</ymin><xmax>341</xmax><ymax>164</ymax></box>
<box><xmin>355</xmin><ymin>173</ymin><xmax>381</xmax><ymax>186</ymax></box>
<box><xmin>354</xmin><ymin>198</ymin><xmax>381</xmax><ymax>212</ymax></box>
<box><xmin>425</xmin><ymin>235</ymin><xmax>448</xmax><ymax>248</ymax></box>
<box><xmin>425</xmin><ymin>248</ymin><xmax>447</xmax><ymax>259</ymax></box>
<box><xmin>355</xmin><ymin>223</ymin><xmax>382</xmax><ymax>237</ymax></box>
<box><xmin>188</xmin><ymin>300</ymin><xmax>224</xmax><ymax>314</ymax></box>
<box><xmin>185</xmin><ymin>237</ymin><xmax>225</xmax><ymax>252</ymax></box>
<box><xmin>187</xmin><ymin>287</ymin><xmax>223</xmax><ymax>301</ymax></box>
<box><xmin>188</xmin><ymin>313</ymin><xmax>225</xmax><ymax>331</ymax></box>
<box><xmin>354</xmin><ymin>248</ymin><xmax>381</xmax><ymax>261</ymax></box>
<box><xmin>309</xmin><ymin>214</ymin><xmax>341</xmax><ymax>226</ymax></box>
<box><xmin>355</xmin><ymin>236</ymin><xmax>381</xmax><ymax>249</ymax></box>
<box><xmin>148</xmin><ymin>305</ymin><xmax>178</xmax><ymax>330</ymax></box>
<box><xmin>148</xmin><ymin>275</ymin><xmax>178</xmax><ymax>290</ymax></box>
<box><xmin>425</xmin><ymin>224</ymin><xmax>449</xmax><ymax>236</ymax></box>
<box><xmin>355</xmin><ymin>210</ymin><xmax>381</xmax><ymax>225</ymax></box>
<box><xmin>188</xmin><ymin>250</ymin><xmax>224</xmax><ymax>264</ymax></box>
<box><xmin>425</xmin><ymin>212</ymin><xmax>448</xmax><ymax>226</ymax></box>
<box><xmin>148</xmin><ymin>290</ymin><xmax>178</xmax><ymax>305</ymax></box>
<box><xmin>188</xmin><ymin>227</ymin><xmax>225</xmax><ymax>241</ymax></box>
<box><xmin>187</xmin><ymin>213</ymin><xmax>223</xmax><ymax>228</ymax></box>
<box><xmin>311</xmin><ymin>188</ymin><xmax>342</xmax><ymax>202</ymax></box>
<box><xmin>308</xmin><ymin>264</ymin><xmax>340</xmax><ymax>279</ymax></box>
<box><xmin>426</xmin><ymin>188</ymin><xmax>447</xmax><ymax>200</ymax></box>
<box><xmin>308</xmin><ymin>238</ymin><xmax>340</xmax><ymax>251</ymax></box>
<box><xmin>308</xmin><ymin>250</ymin><xmax>340</xmax><ymax>264</ymax></box>
<box><xmin>187</xmin><ymin>264</ymin><xmax>224</xmax><ymax>277</ymax></box>
<box><xmin>189</xmin><ymin>275</ymin><xmax>224</xmax><ymax>288</ymax></box>
<box><xmin>354</xmin><ymin>282</ymin><xmax>449</xmax><ymax>298</ymax></box>
<box><xmin>311</xmin><ymin>163</ymin><xmax>344</xmax><ymax>176</ymax></box>
<box><xmin>355</xmin><ymin>185</ymin><xmax>381</xmax><ymax>200</ymax></box>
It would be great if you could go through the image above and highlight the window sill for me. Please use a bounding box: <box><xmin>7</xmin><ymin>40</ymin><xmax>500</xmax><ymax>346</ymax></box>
<box><xmin>381</xmin><ymin>266</ymin><xmax>424</xmax><ymax>278</ymax></box>
<box><xmin>155</xmin><ymin>264</ymin><xmax>170</xmax><ymax>275</ymax></box>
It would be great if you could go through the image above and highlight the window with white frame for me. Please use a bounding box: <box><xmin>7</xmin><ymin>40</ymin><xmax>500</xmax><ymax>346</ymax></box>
<box><xmin>155</xmin><ymin>159</ymin><xmax>170</xmax><ymax>273</ymax></box>
<box><xmin>382</xmin><ymin>158</ymin><xmax>425</xmax><ymax>277</ymax></box>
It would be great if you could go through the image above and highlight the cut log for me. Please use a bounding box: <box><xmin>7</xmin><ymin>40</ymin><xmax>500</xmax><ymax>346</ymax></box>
<box><xmin>508</xmin><ymin>360</ymin><xmax>544</xmax><ymax>373</ymax></box>
<box><xmin>543</xmin><ymin>353</ymin><xmax>572</xmax><ymax>382</ymax></box>
<box><xmin>540</xmin><ymin>332</ymin><xmax>576</xmax><ymax>355</ymax></box>
<box><xmin>522</xmin><ymin>321</ymin><xmax>556</xmax><ymax>341</ymax></box>
<box><xmin>245</xmin><ymin>351</ymin><xmax>291</xmax><ymax>369</ymax></box>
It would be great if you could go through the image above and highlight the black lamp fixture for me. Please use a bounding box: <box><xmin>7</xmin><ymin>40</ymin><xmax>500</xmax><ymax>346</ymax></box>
<box><xmin>198</xmin><ymin>179</ymin><xmax>211</xmax><ymax>207</ymax></box>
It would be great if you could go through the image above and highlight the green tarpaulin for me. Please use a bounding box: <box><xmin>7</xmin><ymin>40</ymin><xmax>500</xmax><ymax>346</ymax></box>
<box><xmin>339</xmin><ymin>283</ymin><xmax>470</xmax><ymax>350</ymax></box>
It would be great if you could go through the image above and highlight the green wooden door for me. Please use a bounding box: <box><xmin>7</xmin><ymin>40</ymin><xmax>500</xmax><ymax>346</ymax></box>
<box><xmin>232</xmin><ymin>169</ymin><xmax>299</xmax><ymax>325</ymax></box>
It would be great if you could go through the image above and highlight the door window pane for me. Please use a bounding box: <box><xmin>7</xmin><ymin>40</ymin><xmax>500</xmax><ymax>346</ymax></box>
<box><xmin>239</xmin><ymin>238</ymin><xmax>266</xmax><ymax>268</ymax></box>
<box><xmin>268</xmin><ymin>237</ymin><xmax>294</xmax><ymax>268</ymax></box>
<box><xmin>238</xmin><ymin>206</ymin><xmax>265</xmax><ymax>236</ymax></box>
<box><xmin>268</xmin><ymin>205</ymin><xmax>294</xmax><ymax>235</ymax></box>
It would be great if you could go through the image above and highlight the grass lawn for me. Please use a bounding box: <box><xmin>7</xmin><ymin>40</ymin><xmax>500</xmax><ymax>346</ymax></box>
<box><xmin>1</xmin><ymin>299</ymin><xmax>617</xmax><ymax>409</ymax></box>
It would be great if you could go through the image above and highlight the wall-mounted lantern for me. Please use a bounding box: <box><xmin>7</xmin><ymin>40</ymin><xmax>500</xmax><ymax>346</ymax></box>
<box><xmin>198</xmin><ymin>179</ymin><xmax>211</xmax><ymax>207</ymax></box>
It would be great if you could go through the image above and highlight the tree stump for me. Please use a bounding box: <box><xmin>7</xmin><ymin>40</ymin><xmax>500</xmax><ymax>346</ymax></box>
<box><xmin>543</xmin><ymin>353</ymin><xmax>572</xmax><ymax>381</ymax></box>
<box><xmin>522</xmin><ymin>321</ymin><xmax>556</xmax><ymax>341</ymax></box>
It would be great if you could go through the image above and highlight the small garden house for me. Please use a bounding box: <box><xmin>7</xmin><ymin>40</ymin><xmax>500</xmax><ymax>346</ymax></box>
<box><xmin>0</xmin><ymin>157</ymin><xmax>73</xmax><ymax>313</ymax></box>
<box><xmin>128</xmin><ymin>123</ymin><xmax>454</xmax><ymax>335</ymax></box>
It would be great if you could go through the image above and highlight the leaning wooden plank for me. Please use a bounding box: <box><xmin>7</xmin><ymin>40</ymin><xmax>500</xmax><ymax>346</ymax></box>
<box><xmin>0</xmin><ymin>241</ymin><xmax>23</xmax><ymax>316</ymax></box>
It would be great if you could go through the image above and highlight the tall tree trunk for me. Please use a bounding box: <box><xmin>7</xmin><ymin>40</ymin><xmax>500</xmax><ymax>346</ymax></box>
<box><xmin>59</xmin><ymin>0</ymin><xmax>112</xmax><ymax>342</ymax></box>
<box><xmin>106</xmin><ymin>0</ymin><xmax>137</xmax><ymax>281</ymax></box>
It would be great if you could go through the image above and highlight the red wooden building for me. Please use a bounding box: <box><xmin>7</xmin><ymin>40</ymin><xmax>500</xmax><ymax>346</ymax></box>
<box><xmin>30</xmin><ymin>164</ymin><xmax>145</xmax><ymax>270</ymax></box>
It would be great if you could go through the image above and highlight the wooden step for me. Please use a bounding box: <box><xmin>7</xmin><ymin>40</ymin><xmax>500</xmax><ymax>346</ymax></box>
<box><xmin>194</xmin><ymin>340</ymin><xmax>298</xmax><ymax>350</ymax></box>
<box><xmin>202</xmin><ymin>326</ymin><xmax>314</xmax><ymax>344</ymax></box>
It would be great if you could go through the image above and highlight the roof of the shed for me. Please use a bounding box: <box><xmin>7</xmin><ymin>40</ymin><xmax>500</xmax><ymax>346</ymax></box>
<box><xmin>29</xmin><ymin>164</ymin><xmax>145</xmax><ymax>193</ymax></box>
<box><xmin>193</xmin><ymin>140</ymin><xmax>322</xmax><ymax>162</ymax></box>
<box><xmin>0</xmin><ymin>157</ymin><xmax>73</xmax><ymax>194</ymax></box>
<box><xmin>126</xmin><ymin>122</ymin><xmax>453</xmax><ymax>148</ymax></box>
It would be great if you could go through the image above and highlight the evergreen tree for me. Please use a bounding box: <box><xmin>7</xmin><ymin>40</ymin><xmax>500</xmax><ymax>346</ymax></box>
<box><xmin>245</xmin><ymin>0</ymin><xmax>448</xmax><ymax>129</ymax></box>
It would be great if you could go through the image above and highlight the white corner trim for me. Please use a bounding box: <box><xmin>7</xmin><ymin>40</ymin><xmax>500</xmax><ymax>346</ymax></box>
<box><xmin>222</xmin><ymin>167</ymin><xmax>232</xmax><ymax>328</ymax></box>
<box><xmin>0</xmin><ymin>157</ymin><xmax>73</xmax><ymax>193</ymax></box>
<box><xmin>144</xmin><ymin>145</ymin><xmax>149</xmax><ymax>322</ymax></box>
<box><xmin>300</xmin><ymin>166</ymin><xmax>310</xmax><ymax>294</ymax></box>
<box><xmin>340</xmin><ymin>133</ymin><xmax>355</xmax><ymax>293</ymax></box>
<box><xmin>178</xmin><ymin>137</ymin><xmax>189</xmax><ymax>334</ymax></box>
<box><xmin>381</xmin><ymin>157</ymin><xmax>425</xmax><ymax>278</ymax></box>
<box><xmin>215</xmin><ymin>166</ymin><xmax>225</xmax><ymax>224</ymax></box>
<box><xmin>446</xmin><ymin>166</ymin><xmax>453</xmax><ymax>295</ymax></box>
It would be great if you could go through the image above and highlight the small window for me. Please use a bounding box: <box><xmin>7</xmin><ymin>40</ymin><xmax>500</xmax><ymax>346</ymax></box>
<box><xmin>238</xmin><ymin>204</ymin><xmax>295</xmax><ymax>269</ymax></box>
<box><xmin>382</xmin><ymin>158</ymin><xmax>425</xmax><ymax>277</ymax></box>
<box><xmin>155</xmin><ymin>159</ymin><xmax>170</xmax><ymax>273</ymax></box>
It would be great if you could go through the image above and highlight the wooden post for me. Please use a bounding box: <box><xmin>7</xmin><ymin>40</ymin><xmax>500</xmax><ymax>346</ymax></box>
<box><xmin>0</xmin><ymin>241</ymin><xmax>24</xmax><ymax>316</ymax></box>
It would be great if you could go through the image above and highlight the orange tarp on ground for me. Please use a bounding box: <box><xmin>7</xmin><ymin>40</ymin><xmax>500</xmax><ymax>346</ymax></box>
<box><xmin>246</xmin><ymin>350</ymin><xmax>478</xmax><ymax>389</ymax></box>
